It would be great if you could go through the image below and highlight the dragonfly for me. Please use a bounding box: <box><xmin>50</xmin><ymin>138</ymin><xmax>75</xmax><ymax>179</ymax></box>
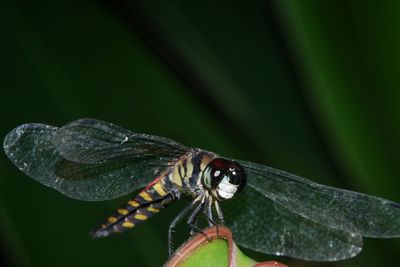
<box><xmin>3</xmin><ymin>118</ymin><xmax>400</xmax><ymax>261</ymax></box>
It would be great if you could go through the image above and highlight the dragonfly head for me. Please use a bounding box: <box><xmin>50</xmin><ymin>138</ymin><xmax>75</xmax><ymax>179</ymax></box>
<box><xmin>203</xmin><ymin>158</ymin><xmax>246</xmax><ymax>200</ymax></box>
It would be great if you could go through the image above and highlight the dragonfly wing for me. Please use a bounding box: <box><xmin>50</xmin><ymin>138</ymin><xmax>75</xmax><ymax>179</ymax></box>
<box><xmin>222</xmin><ymin>186</ymin><xmax>363</xmax><ymax>261</ymax></box>
<box><xmin>237</xmin><ymin>160</ymin><xmax>400</xmax><ymax>238</ymax></box>
<box><xmin>4</xmin><ymin>119</ymin><xmax>191</xmax><ymax>201</ymax></box>
<box><xmin>53</xmin><ymin>118</ymin><xmax>189</xmax><ymax>164</ymax></box>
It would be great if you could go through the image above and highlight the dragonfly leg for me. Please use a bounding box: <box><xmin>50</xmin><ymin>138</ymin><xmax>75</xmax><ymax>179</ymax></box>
<box><xmin>187</xmin><ymin>200</ymin><xmax>207</xmax><ymax>237</ymax></box>
<box><xmin>168</xmin><ymin>197</ymin><xmax>200</xmax><ymax>256</ymax></box>
<box><xmin>205</xmin><ymin>200</ymin><xmax>218</xmax><ymax>227</ymax></box>
<box><xmin>189</xmin><ymin>207</ymin><xmax>201</xmax><ymax>232</ymax></box>
<box><xmin>214</xmin><ymin>201</ymin><xmax>225</xmax><ymax>225</ymax></box>
<box><xmin>187</xmin><ymin>198</ymin><xmax>215</xmax><ymax>235</ymax></box>
<box><xmin>203</xmin><ymin>199</ymin><xmax>222</xmax><ymax>236</ymax></box>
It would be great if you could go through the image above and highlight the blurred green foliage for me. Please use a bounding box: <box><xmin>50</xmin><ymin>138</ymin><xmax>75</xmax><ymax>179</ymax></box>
<box><xmin>1</xmin><ymin>1</ymin><xmax>399</xmax><ymax>266</ymax></box>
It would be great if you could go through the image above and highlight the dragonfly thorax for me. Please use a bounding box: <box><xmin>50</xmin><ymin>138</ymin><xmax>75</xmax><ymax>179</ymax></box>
<box><xmin>202</xmin><ymin>158</ymin><xmax>246</xmax><ymax>201</ymax></box>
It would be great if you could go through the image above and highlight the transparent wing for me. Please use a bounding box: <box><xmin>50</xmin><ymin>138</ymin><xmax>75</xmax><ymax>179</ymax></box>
<box><xmin>3</xmin><ymin>119</ymin><xmax>191</xmax><ymax>201</ymax></box>
<box><xmin>237</xmin><ymin>160</ymin><xmax>400</xmax><ymax>238</ymax></box>
<box><xmin>222</xmin><ymin>186</ymin><xmax>363</xmax><ymax>261</ymax></box>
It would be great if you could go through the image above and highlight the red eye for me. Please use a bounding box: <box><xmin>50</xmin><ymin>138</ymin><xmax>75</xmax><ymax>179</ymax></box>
<box><xmin>209</xmin><ymin>158</ymin><xmax>232</xmax><ymax>169</ymax></box>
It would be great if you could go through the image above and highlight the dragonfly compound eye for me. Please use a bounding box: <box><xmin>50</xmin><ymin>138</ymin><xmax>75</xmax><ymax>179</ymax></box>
<box><xmin>203</xmin><ymin>158</ymin><xmax>246</xmax><ymax>200</ymax></box>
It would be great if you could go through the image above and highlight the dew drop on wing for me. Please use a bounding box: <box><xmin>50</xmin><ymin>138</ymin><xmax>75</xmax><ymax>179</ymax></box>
<box><xmin>121</xmin><ymin>136</ymin><xmax>128</xmax><ymax>144</ymax></box>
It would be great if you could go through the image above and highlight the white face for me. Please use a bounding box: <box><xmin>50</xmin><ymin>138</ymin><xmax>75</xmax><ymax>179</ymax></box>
<box><xmin>217</xmin><ymin>175</ymin><xmax>239</xmax><ymax>200</ymax></box>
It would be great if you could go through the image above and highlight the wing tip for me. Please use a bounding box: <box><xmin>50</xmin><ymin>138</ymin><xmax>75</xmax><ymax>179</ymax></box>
<box><xmin>3</xmin><ymin>123</ymin><xmax>59</xmax><ymax>176</ymax></box>
<box><xmin>3</xmin><ymin>123</ymin><xmax>33</xmax><ymax>158</ymax></box>
<box><xmin>90</xmin><ymin>229</ymin><xmax>112</xmax><ymax>239</ymax></box>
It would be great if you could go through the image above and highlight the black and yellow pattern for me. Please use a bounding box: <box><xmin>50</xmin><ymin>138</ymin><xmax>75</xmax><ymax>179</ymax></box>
<box><xmin>91</xmin><ymin>151</ymin><xmax>217</xmax><ymax>238</ymax></box>
<box><xmin>166</xmin><ymin>151</ymin><xmax>215</xmax><ymax>193</ymax></box>
<box><xmin>91</xmin><ymin>180</ymin><xmax>171</xmax><ymax>238</ymax></box>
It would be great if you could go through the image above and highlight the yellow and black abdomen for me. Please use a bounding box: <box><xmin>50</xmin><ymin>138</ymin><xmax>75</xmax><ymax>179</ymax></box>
<box><xmin>91</xmin><ymin>180</ymin><xmax>172</xmax><ymax>238</ymax></box>
<box><xmin>91</xmin><ymin>150</ymin><xmax>217</xmax><ymax>238</ymax></box>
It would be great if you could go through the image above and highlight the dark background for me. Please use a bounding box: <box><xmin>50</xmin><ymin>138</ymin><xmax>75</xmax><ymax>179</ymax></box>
<box><xmin>1</xmin><ymin>1</ymin><xmax>400</xmax><ymax>266</ymax></box>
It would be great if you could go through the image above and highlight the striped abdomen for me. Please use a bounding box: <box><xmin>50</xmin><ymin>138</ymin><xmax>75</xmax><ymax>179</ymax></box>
<box><xmin>91</xmin><ymin>180</ymin><xmax>172</xmax><ymax>238</ymax></box>
<box><xmin>91</xmin><ymin>150</ymin><xmax>217</xmax><ymax>238</ymax></box>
